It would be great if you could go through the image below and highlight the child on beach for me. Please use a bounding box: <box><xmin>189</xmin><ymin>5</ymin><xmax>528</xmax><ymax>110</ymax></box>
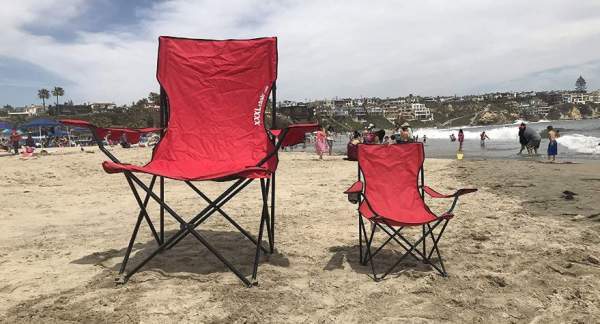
<box><xmin>315</xmin><ymin>127</ymin><xmax>329</xmax><ymax>160</ymax></box>
<box><xmin>547</xmin><ymin>126</ymin><xmax>559</xmax><ymax>162</ymax></box>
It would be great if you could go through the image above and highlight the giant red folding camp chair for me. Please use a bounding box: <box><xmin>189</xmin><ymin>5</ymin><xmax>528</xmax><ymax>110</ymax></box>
<box><xmin>61</xmin><ymin>36</ymin><xmax>318</xmax><ymax>287</ymax></box>
<box><xmin>344</xmin><ymin>143</ymin><xmax>476</xmax><ymax>280</ymax></box>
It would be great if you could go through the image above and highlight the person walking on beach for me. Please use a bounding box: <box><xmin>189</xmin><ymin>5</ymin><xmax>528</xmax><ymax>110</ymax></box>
<box><xmin>458</xmin><ymin>129</ymin><xmax>465</xmax><ymax>151</ymax></box>
<box><xmin>547</xmin><ymin>125</ymin><xmax>559</xmax><ymax>162</ymax></box>
<box><xmin>480</xmin><ymin>131</ymin><xmax>490</xmax><ymax>148</ymax></box>
<box><xmin>315</xmin><ymin>127</ymin><xmax>329</xmax><ymax>160</ymax></box>
<box><xmin>326</xmin><ymin>126</ymin><xmax>335</xmax><ymax>156</ymax></box>
<box><xmin>422</xmin><ymin>134</ymin><xmax>427</xmax><ymax>144</ymax></box>
<box><xmin>9</xmin><ymin>129</ymin><xmax>21</xmax><ymax>155</ymax></box>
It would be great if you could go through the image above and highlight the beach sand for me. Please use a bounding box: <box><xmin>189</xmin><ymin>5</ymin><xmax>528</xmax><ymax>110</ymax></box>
<box><xmin>0</xmin><ymin>148</ymin><xmax>599</xmax><ymax>323</ymax></box>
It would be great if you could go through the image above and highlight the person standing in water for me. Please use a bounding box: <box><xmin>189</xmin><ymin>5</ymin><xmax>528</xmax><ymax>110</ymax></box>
<box><xmin>518</xmin><ymin>123</ymin><xmax>527</xmax><ymax>154</ymax></box>
<box><xmin>458</xmin><ymin>129</ymin><xmax>465</xmax><ymax>151</ymax></box>
<box><xmin>522</xmin><ymin>124</ymin><xmax>541</xmax><ymax>155</ymax></box>
<box><xmin>480</xmin><ymin>131</ymin><xmax>490</xmax><ymax>148</ymax></box>
<box><xmin>422</xmin><ymin>135</ymin><xmax>427</xmax><ymax>144</ymax></box>
<box><xmin>547</xmin><ymin>125</ymin><xmax>559</xmax><ymax>162</ymax></box>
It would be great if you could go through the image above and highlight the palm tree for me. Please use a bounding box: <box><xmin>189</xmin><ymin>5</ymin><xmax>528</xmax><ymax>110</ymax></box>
<box><xmin>52</xmin><ymin>86</ymin><xmax>65</xmax><ymax>114</ymax></box>
<box><xmin>37</xmin><ymin>88</ymin><xmax>50</xmax><ymax>110</ymax></box>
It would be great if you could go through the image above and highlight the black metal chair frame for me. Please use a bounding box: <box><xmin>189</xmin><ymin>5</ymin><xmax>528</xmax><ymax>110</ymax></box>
<box><xmin>90</xmin><ymin>83</ymin><xmax>283</xmax><ymax>287</ymax></box>
<box><xmin>350</xmin><ymin>160</ymin><xmax>466</xmax><ymax>282</ymax></box>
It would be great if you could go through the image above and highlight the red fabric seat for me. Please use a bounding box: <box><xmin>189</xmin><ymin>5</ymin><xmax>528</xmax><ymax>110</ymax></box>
<box><xmin>102</xmin><ymin>37</ymin><xmax>279</xmax><ymax>181</ymax></box>
<box><xmin>357</xmin><ymin>144</ymin><xmax>437</xmax><ymax>226</ymax></box>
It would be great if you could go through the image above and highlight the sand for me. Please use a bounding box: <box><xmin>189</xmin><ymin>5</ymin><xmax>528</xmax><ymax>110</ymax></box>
<box><xmin>0</xmin><ymin>147</ymin><xmax>599</xmax><ymax>323</ymax></box>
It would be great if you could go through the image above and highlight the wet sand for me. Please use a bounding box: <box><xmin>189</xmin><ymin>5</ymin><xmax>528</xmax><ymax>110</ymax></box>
<box><xmin>0</xmin><ymin>148</ymin><xmax>599</xmax><ymax>323</ymax></box>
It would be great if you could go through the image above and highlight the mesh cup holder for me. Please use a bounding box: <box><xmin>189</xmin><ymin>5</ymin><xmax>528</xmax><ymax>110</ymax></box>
<box><xmin>347</xmin><ymin>192</ymin><xmax>359</xmax><ymax>204</ymax></box>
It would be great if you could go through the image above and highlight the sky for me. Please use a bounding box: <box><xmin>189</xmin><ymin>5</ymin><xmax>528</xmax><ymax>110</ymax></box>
<box><xmin>1</xmin><ymin>0</ymin><xmax>600</xmax><ymax>107</ymax></box>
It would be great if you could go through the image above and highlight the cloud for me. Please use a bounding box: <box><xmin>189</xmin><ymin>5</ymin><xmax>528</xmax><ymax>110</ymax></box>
<box><xmin>1</xmin><ymin>0</ymin><xmax>600</xmax><ymax>106</ymax></box>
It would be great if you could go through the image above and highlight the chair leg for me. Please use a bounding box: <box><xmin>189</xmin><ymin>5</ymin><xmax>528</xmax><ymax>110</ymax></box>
<box><xmin>269</xmin><ymin>173</ymin><xmax>276</xmax><ymax>253</ymax></box>
<box><xmin>124</xmin><ymin>175</ymin><xmax>160</xmax><ymax>245</ymax></box>
<box><xmin>120</xmin><ymin>173</ymin><xmax>257</xmax><ymax>287</ymax></box>
<box><xmin>251</xmin><ymin>179</ymin><xmax>271</xmax><ymax>284</ymax></box>
<box><xmin>358</xmin><ymin>216</ymin><xmax>364</xmax><ymax>264</ymax></box>
<box><xmin>262</xmin><ymin>178</ymin><xmax>273</xmax><ymax>253</ymax></box>
<box><xmin>159</xmin><ymin>176</ymin><xmax>165</xmax><ymax>244</ymax></box>
<box><xmin>379</xmin><ymin>220</ymin><xmax>444</xmax><ymax>280</ymax></box>
<box><xmin>364</xmin><ymin>221</ymin><xmax>378</xmax><ymax>281</ymax></box>
<box><xmin>119</xmin><ymin>212</ymin><xmax>145</xmax><ymax>275</ymax></box>
<box><xmin>422</xmin><ymin>225</ymin><xmax>427</xmax><ymax>264</ymax></box>
<box><xmin>426</xmin><ymin>221</ymin><xmax>449</xmax><ymax>276</ymax></box>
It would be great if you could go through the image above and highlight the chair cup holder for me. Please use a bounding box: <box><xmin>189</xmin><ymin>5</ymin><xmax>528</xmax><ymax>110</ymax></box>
<box><xmin>347</xmin><ymin>193</ymin><xmax>359</xmax><ymax>204</ymax></box>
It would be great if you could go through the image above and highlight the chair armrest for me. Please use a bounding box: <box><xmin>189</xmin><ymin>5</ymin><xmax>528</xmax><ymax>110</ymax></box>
<box><xmin>60</xmin><ymin>119</ymin><xmax>163</xmax><ymax>164</ymax></box>
<box><xmin>344</xmin><ymin>181</ymin><xmax>363</xmax><ymax>194</ymax></box>
<box><xmin>272</xmin><ymin>123</ymin><xmax>320</xmax><ymax>147</ymax></box>
<box><xmin>423</xmin><ymin>186</ymin><xmax>477</xmax><ymax>198</ymax></box>
<box><xmin>344</xmin><ymin>181</ymin><xmax>363</xmax><ymax>204</ymax></box>
<box><xmin>423</xmin><ymin>186</ymin><xmax>477</xmax><ymax>214</ymax></box>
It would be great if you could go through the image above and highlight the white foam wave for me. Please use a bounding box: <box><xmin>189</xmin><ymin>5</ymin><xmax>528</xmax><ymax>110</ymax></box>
<box><xmin>557</xmin><ymin>134</ymin><xmax>600</xmax><ymax>154</ymax></box>
<box><xmin>414</xmin><ymin>125</ymin><xmax>520</xmax><ymax>141</ymax></box>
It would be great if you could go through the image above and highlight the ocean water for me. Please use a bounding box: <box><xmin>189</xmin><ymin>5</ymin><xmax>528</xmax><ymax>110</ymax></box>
<box><xmin>299</xmin><ymin>119</ymin><xmax>600</xmax><ymax>160</ymax></box>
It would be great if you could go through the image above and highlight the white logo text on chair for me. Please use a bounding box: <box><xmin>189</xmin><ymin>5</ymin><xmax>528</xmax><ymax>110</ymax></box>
<box><xmin>254</xmin><ymin>86</ymin><xmax>269</xmax><ymax>126</ymax></box>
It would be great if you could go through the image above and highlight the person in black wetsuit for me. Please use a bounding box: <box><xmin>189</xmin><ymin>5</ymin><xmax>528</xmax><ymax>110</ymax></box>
<box><xmin>518</xmin><ymin>123</ymin><xmax>528</xmax><ymax>154</ymax></box>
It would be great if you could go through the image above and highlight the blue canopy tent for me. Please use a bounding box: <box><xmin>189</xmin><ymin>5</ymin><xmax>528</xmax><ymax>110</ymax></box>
<box><xmin>20</xmin><ymin>118</ymin><xmax>61</xmax><ymax>149</ymax></box>
<box><xmin>0</xmin><ymin>121</ymin><xmax>13</xmax><ymax>130</ymax></box>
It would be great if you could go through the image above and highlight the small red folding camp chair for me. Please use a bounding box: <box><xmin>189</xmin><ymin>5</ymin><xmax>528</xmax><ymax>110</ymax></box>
<box><xmin>62</xmin><ymin>36</ymin><xmax>318</xmax><ymax>287</ymax></box>
<box><xmin>344</xmin><ymin>143</ymin><xmax>476</xmax><ymax>280</ymax></box>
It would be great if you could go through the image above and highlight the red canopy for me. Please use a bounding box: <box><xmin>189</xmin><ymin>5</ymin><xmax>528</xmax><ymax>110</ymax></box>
<box><xmin>358</xmin><ymin>143</ymin><xmax>437</xmax><ymax>226</ymax></box>
<box><xmin>103</xmin><ymin>37</ymin><xmax>279</xmax><ymax>180</ymax></box>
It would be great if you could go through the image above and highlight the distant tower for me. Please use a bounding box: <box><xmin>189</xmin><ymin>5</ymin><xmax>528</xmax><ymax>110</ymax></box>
<box><xmin>575</xmin><ymin>75</ymin><xmax>587</xmax><ymax>93</ymax></box>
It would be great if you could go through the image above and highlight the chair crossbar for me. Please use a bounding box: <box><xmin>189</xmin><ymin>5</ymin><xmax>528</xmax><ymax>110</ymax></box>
<box><xmin>117</xmin><ymin>171</ymin><xmax>273</xmax><ymax>287</ymax></box>
<box><xmin>360</xmin><ymin>217</ymin><xmax>449</xmax><ymax>281</ymax></box>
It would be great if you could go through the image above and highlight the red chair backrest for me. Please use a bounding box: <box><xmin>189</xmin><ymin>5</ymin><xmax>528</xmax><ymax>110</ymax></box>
<box><xmin>155</xmin><ymin>36</ymin><xmax>278</xmax><ymax>170</ymax></box>
<box><xmin>358</xmin><ymin>143</ymin><xmax>426</xmax><ymax>217</ymax></box>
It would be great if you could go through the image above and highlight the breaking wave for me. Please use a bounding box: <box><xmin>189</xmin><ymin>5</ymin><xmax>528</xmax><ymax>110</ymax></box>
<box><xmin>557</xmin><ymin>134</ymin><xmax>600</xmax><ymax>154</ymax></box>
<box><xmin>414</xmin><ymin>126</ymin><xmax>520</xmax><ymax>141</ymax></box>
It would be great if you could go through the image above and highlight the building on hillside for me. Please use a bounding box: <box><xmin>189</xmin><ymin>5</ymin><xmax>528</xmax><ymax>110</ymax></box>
<box><xmin>366</xmin><ymin>107</ymin><xmax>384</xmax><ymax>116</ymax></box>
<box><xmin>588</xmin><ymin>91</ymin><xmax>600</xmax><ymax>104</ymax></box>
<box><xmin>279</xmin><ymin>102</ymin><xmax>314</xmax><ymax>121</ymax></box>
<box><xmin>49</xmin><ymin>104</ymin><xmax>93</xmax><ymax>115</ymax></box>
<box><xmin>533</xmin><ymin>106</ymin><xmax>551</xmax><ymax>116</ymax></box>
<box><xmin>352</xmin><ymin>107</ymin><xmax>367</xmax><ymax>120</ymax></box>
<box><xmin>563</xmin><ymin>93</ymin><xmax>589</xmax><ymax>104</ymax></box>
<box><xmin>334</xmin><ymin>107</ymin><xmax>349</xmax><ymax>117</ymax></box>
<box><xmin>412</xmin><ymin>103</ymin><xmax>433</xmax><ymax>121</ymax></box>
<box><xmin>90</xmin><ymin>102</ymin><xmax>117</xmax><ymax>113</ymax></box>
<box><xmin>7</xmin><ymin>104</ymin><xmax>44</xmax><ymax>117</ymax></box>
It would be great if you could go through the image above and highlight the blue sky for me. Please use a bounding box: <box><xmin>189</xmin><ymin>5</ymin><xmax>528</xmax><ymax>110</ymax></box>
<box><xmin>1</xmin><ymin>0</ymin><xmax>600</xmax><ymax>107</ymax></box>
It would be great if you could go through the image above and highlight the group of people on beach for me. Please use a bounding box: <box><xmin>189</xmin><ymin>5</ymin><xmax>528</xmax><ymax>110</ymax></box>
<box><xmin>0</xmin><ymin>129</ymin><xmax>36</xmax><ymax>156</ymax></box>
<box><xmin>518</xmin><ymin>122</ymin><xmax>560</xmax><ymax>162</ymax></box>
<box><xmin>343</xmin><ymin>123</ymin><xmax>429</xmax><ymax>161</ymax></box>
